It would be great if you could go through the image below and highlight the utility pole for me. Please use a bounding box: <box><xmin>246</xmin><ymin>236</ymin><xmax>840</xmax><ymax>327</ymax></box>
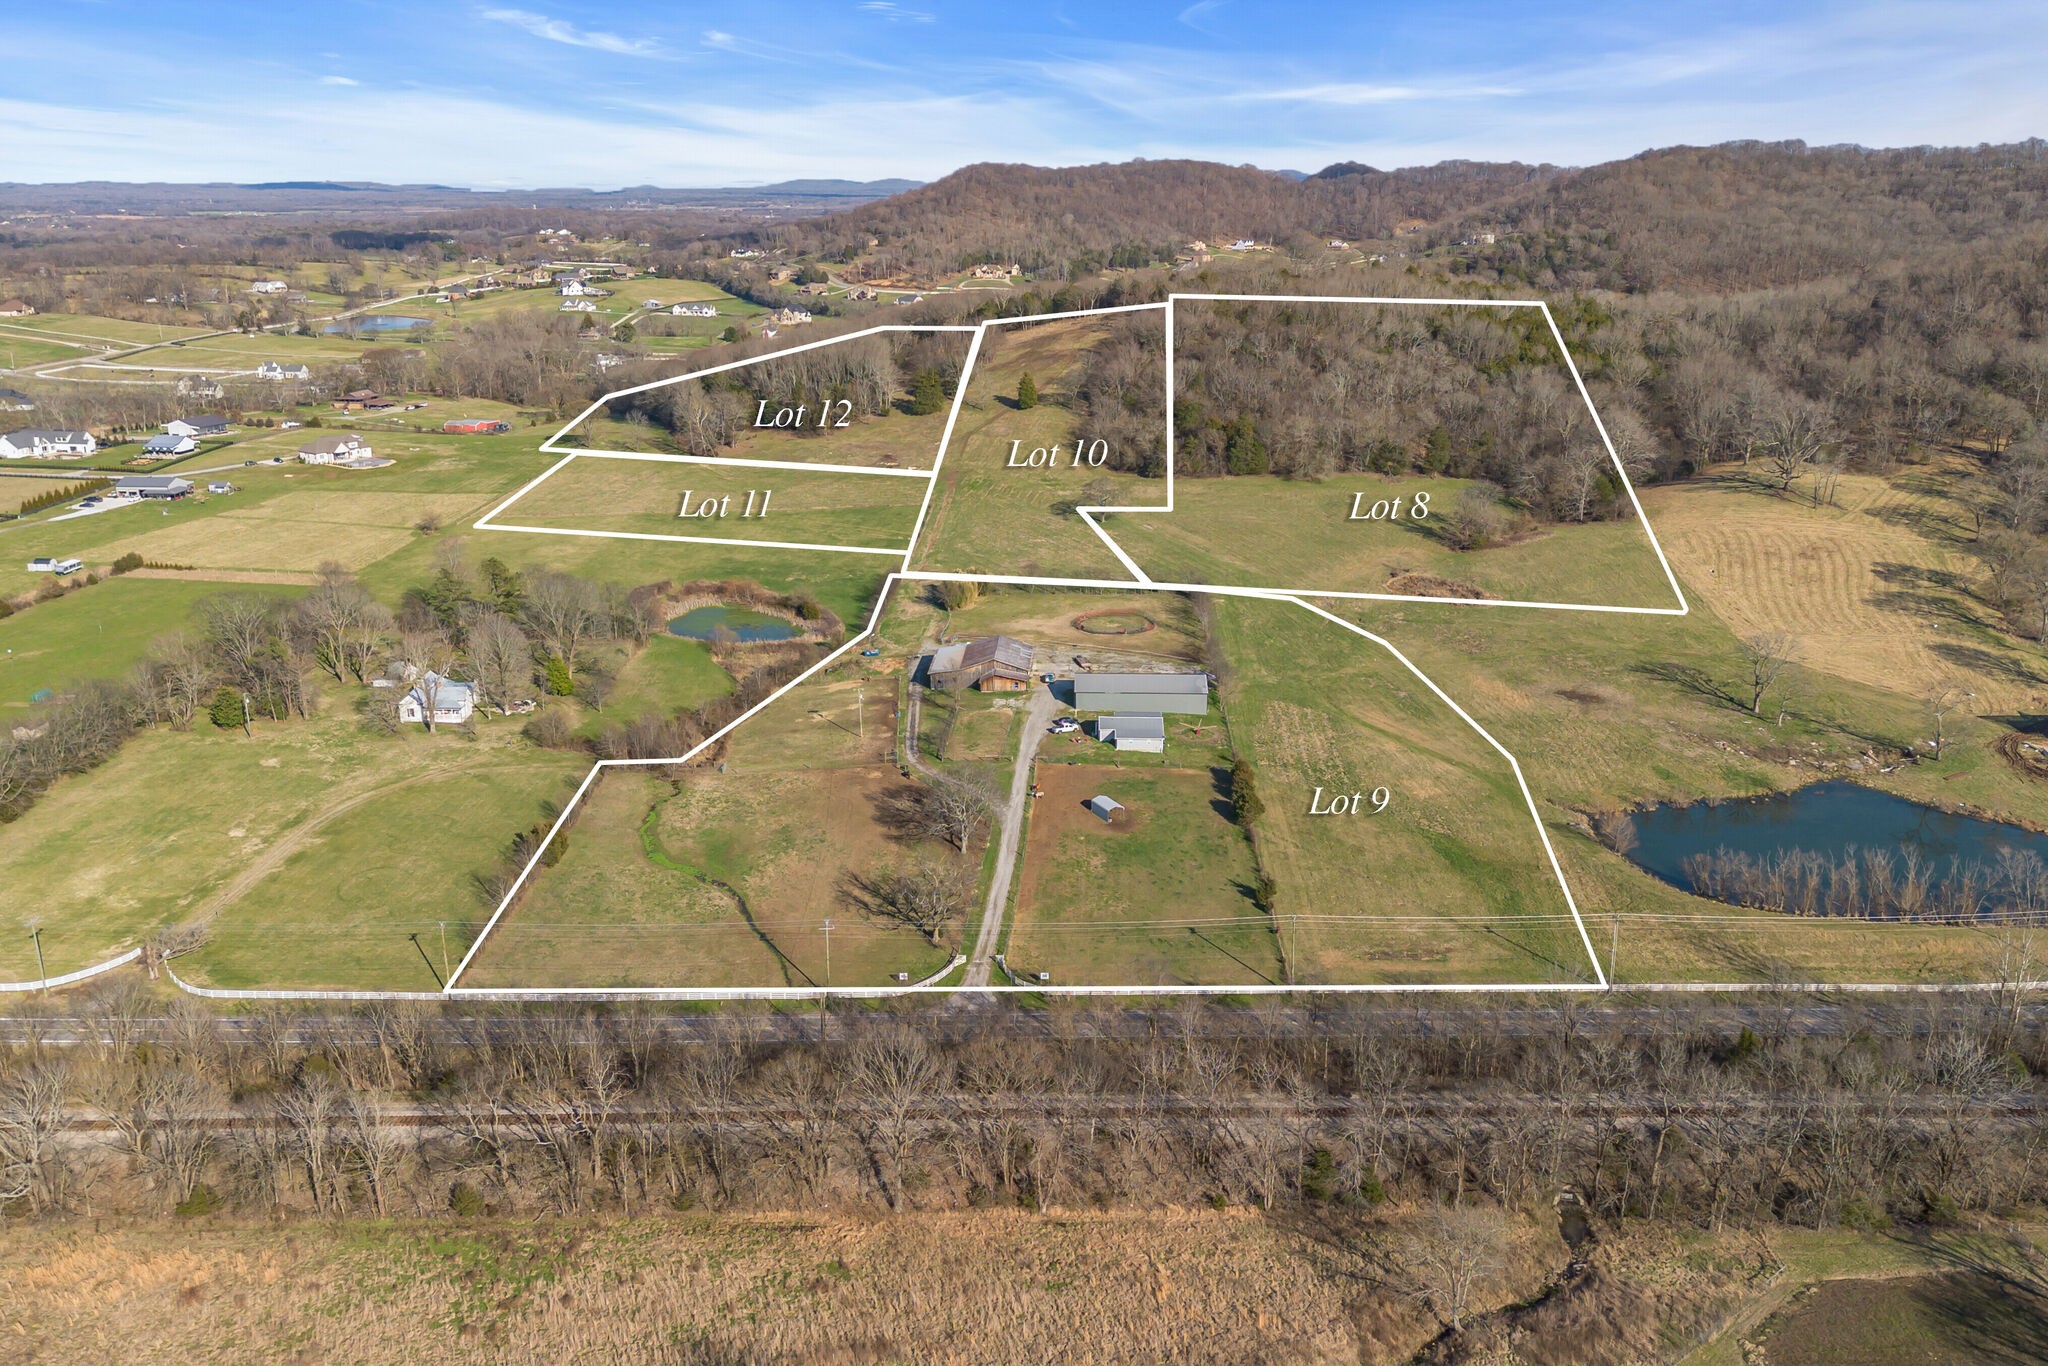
<box><xmin>1609</xmin><ymin>914</ymin><xmax>1620</xmax><ymax>983</ymax></box>
<box><xmin>438</xmin><ymin>921</ymin><xmax>449</xmax><ymax>981</ymax></box>
<box><xmin>29</xmin><ymin>926</ymin><xmax>46</xmax><ymax>990</ymax></box>
<box><xmin>819</xmin><ymin>917</ymin><xmax>833</xmax><ymax>1041</ymax></box>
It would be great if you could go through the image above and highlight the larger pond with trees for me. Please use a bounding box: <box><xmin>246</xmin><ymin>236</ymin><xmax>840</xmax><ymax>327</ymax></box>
<box><xmin>1623</xmin><ymin>781</ymin><xmax>2048</xmax><ymax>918</ymax></box>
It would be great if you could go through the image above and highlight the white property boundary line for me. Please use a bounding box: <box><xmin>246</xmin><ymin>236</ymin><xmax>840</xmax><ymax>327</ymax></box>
<box><xmin>441</xmin><ymin>292</ymin><xmax>1683</xmax><ymax>996</ymax></box>
<box><xmin>442</xmin><ymin>570</ymin><xmax>1609</xmax><ymax>996</ymax></box>
<box><xmin>1061</xmin><ymin>293</ymin><xmax>1689</xmax><ymax>615</ymax></box>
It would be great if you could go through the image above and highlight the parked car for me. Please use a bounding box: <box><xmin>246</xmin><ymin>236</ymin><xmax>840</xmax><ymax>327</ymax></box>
<box><xmin>1050</xmin><ymin>717</ymin><xmax>1080</xmax><ymax>734</ymax></box>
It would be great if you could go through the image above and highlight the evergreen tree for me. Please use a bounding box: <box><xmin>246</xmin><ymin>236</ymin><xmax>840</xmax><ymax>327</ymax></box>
<box><xmin>208</xmin><ymin>686</ymin><xmax>244</xmax><ymax>731</ymax></box>
<box><xmin>542</xmin><ymin>655</ymin><xmax>576</xmax><ymax>696</ymax></box>
<box><xmin>1017</xmin><ymin>372</ymin><xmax>1038</xmax><ymax>409</ymax></box>
<box><xmin>907</xmin><ymin>368</ymin><xmax>947</xmax><ymax>415</ymax></box>
<box><xmin>1224</xmin><ymin>417</ymin><xmax>1268</xmax><ymax>475</ymax></box>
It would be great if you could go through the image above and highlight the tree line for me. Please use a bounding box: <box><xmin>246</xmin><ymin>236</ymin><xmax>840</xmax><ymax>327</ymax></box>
<box><xmin>6</xmin><ymin>989</ymin><xmax>2048</xmax><ymax>1246</ymax></box>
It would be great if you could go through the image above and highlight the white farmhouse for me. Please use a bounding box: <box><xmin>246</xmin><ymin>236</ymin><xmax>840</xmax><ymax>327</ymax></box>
<box><xmin>257</xmin><ymin>360</ymin><xmax>312</xmax><ymax>381</ymax></box>
<box><xmin>249</xmin><ymin>280</ymin><xmax>289</xmax><ymax>294</ymax></box>
<box><xmin>396</xmin><ymin>671</ymin><xmax>476</xmax><ymax>728</ymax></box>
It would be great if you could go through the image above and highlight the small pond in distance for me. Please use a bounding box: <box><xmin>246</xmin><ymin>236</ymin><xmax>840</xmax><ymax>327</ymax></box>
<box><xmin>666</xmin><ymin>605</ymin><xmax>800</xmax><ymax>642</ymax></box>
<box><xmin>1625</xmin><ymin>780</ymin><xmax>2048</xmax><ymax>904</ymax></box>
<box><xmin>325</xmin><ymin>315</ymin><xmax>431</xmax><ymax>334</ymax></box>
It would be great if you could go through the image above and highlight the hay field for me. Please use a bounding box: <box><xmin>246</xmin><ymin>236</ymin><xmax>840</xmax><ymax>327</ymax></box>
<box><xmin>495</xmin><ymin>455</ymin><xmax>926</xmax><ymax>550</ymax></box>
<box><xmin>1643</xmin><ymin>462</ymin><xmax>2043</xmax><ymax>712</ymax></box>
<box><xmin>911</xmin><ymin>313</ymin><xmax>1159</xmax><ymax>579</ymax></box>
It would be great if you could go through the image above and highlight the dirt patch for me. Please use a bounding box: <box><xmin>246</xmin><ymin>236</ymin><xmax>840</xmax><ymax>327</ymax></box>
<box><xmin>1385</xmin><ymin>570</ymin><xmax>1493</xmax><ymax>599</ymax></box>
<box><xmin>1073</xmin><ymin>607</ymin><xmax>1156</xmax><ymax>635</ymax></box>
<box><xmin>1996</xmin><ymin>731</ymin><xmax>2048</xmax><ymax>782</ymax></box>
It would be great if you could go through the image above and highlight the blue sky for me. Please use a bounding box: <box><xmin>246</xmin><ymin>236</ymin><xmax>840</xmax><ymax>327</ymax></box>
<box><xmin>3</xmin><ymin>1</ymin><xmax>2043</xmax><ymax>187</ymax></box>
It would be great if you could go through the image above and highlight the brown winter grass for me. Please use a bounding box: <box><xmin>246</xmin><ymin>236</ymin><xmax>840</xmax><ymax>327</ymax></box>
<box><xmin>0</xmin><ymin>1209</ymin><xmax>1481</xmax><ymax>1366</ymax></box>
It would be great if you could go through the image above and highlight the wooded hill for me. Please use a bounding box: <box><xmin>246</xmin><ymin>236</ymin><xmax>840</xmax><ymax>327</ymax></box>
<box><xmin>725</xmin><ymin>140</ymin><xmax>2048</xmax><ymax>292</ymax></box>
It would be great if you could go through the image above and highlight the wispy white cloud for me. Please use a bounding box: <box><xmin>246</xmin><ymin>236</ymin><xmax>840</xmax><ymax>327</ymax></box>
<box><xmin>701</xmin><ymin>29</ymin><xmax>738</xmax><ymax>50</ymax></box>
<box><xmin>318</xmin><ymin>75</ymin><xmax>359</xmax><ymax>87</ymax></box>
<box><xmin>479</xmin><ymin>8</ymin><xmax>661</xmax><ymax>57</ymax></box>
<box><xmin>858</xmin><ymin>1</ymin><xmax>934</xmax><ymax>22</ymax></box>
<box><xmin>1237</xmin><ymin>81</ymin><xmax>1521</xmax><ymax>106</ymax></box>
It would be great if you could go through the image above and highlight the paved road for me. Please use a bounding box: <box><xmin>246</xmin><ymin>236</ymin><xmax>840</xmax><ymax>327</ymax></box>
<box><xmin>964</xmin><ymin>683</ymin><xmax>1059</xmax><ymax>987</ymax></box>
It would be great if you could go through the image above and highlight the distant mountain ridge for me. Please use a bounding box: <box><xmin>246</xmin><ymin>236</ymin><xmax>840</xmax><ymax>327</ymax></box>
<box><xmin>0</xmin><ymin>178</ymin><xmax>925</xmax><ymax>215</ymax></box>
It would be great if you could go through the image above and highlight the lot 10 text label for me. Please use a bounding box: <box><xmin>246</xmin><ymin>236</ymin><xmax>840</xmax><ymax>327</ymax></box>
<box><xmin>1007</xmin><ymin>438</ymin><xmax>1109</xmax><ymax>468</ymax></box>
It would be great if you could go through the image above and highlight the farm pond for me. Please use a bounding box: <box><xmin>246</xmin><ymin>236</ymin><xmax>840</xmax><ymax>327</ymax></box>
<box><xmin>666</xmin><ymin>605</ymin><xmax>801</xmax><ymax>642</ymax></box>
<box><xmin>324</xmin><ymin>315</ymin><xmax>431</xmax><ymax>334</ymax></box>
<box><xmin>1624</xmin><ymin>780</ymin><xmax>2048</xmax><ymax>907</ymax></box>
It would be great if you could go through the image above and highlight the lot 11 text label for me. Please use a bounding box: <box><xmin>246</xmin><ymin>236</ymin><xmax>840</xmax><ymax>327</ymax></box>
<box><xmin>679</xmin><ymin>489</ymin><xmax>772</xmax><ymax>518</ymax></box>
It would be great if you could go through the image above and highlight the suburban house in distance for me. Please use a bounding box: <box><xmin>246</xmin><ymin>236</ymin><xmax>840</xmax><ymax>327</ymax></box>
<box><xmin>176</xmin><ymin>375</ymin><xmax>224</xmax><ymax>401</ymax></box>
<box><xmin>560</xmin><ymin>299</ymin><xmax>597</xmax><ymax>313</ymax></box>
<box><xmin>397</xmin><ymin>671</ymin><xmax>476</xmax><ymax>727</ymax></box>
<box><xmin>927</xmin><ymin>636</ymin><xmax>1033</xmax><ymax>692</ymax></box>
<box><xmin>166</xmin><ymin>415</ymin><xmax>230</xmax><ymax>439</ymax></box>
<box><xmin>0</xmin><ymin>388</ymin><xmax>35</xmax><ymax>410</ymax></box>
<box><xmin>669</xmin><ymin>302</ymin><xmax>718</xmax><ymax>317</ymax></box>
<box><xmin>257</xmin><ymin>360</ymin><xmax>312</xmax><ymax>381</ymax></box>
<box><xmin>298</xmin><ymin>433</ymin><xmax>373</xmax><ymax>465</ymax></box>
<box><xmin>114</xmin><ymin>475</ymin><xmax>193</xmax><ymax>500</ymax></box>
<box><xmin>248</xmin><ymin>279</ymin><xmax>289</xmax><ymax>294</ymax></box>
<box><xmin>332</xmin><ymin>390</ymin><xmax>392</xmax><ymax>412</ymax></box>
<box><xmin>144</xmin><ymin>433</ymin><xmax>198</xmax><ymax>457</ymax></box>
<box><xmin>0</xmin><ymin>299</ymin><xmax>36</xmax><ymax>316</ymax></box>
<box><xmin>1072</xmin><ymin>672</ymin><xmax>1210</xmax><ymax>714</ymax></box>
<box><xmin>25</xmin><ymin>556</ymin><xmax>83</xmax><ymax>575</ymax></box>
<box><xmin>0</xmin><ymin>428</ymin><xmax>96</xmax><ymax>458</ymax></box>
<box><xmin>1095</xmin><ymin>715</ymin><xmax>1166</xmax><ymax>753</ymax></box>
